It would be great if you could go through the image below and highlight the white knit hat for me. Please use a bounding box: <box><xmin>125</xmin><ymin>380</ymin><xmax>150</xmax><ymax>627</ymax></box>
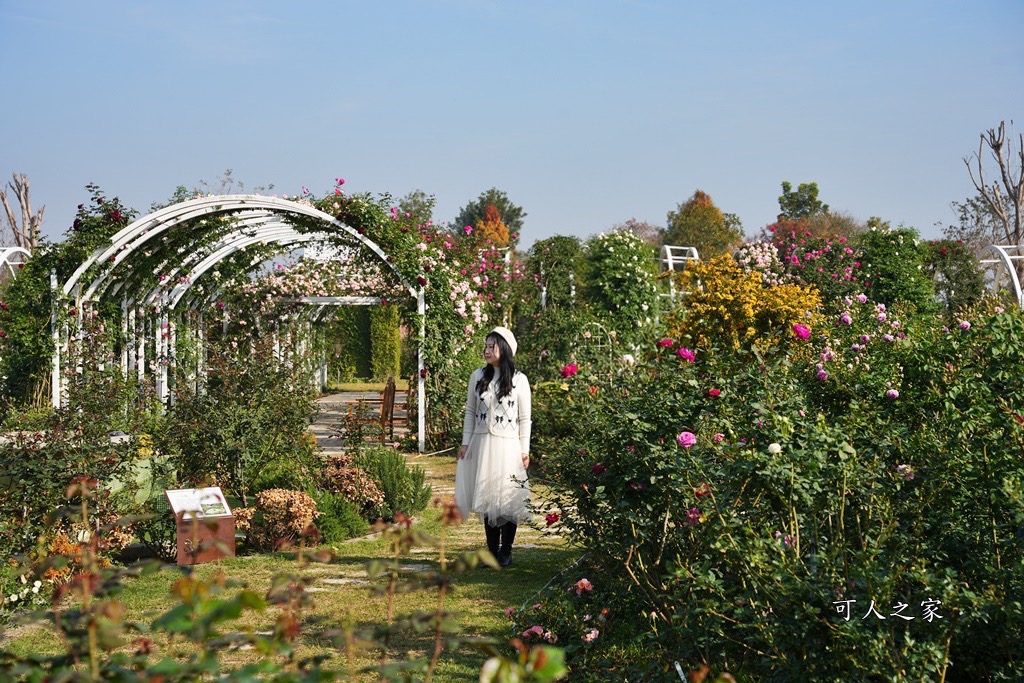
<box><xmin>489</xmin><ymin>326</ymin><xmax>518</xmax><ymax>357</ymax></box>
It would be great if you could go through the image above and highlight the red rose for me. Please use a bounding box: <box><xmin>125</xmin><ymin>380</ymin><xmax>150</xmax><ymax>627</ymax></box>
<box><xmin>706</xmin><ymin>388</ymin><xmax>721</xmax><ymax>398</ymax></box>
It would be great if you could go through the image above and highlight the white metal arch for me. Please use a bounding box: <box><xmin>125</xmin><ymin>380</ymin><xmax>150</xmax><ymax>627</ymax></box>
<box><xmin>156</xmin><ymin>228</ymin><xmax>328</xmax><ymax>309</ymax></box>
<box><xmin>98</xmin><ymin>219</ymin><xmax>311</xmax><ymax>305</ymax></box>
<box><xmin>0</xmin><ymin>247</ymin><xmax>31</xmax><ymax>280</ymax></box>
<box><xmin>63</xmin><ymin>194</ymin><xmax>416</xmax><ymax>300</ymax></box>
<box><xmin>52</xmin><ymin>194</ymin><xmax>428</xmax><ymax>451</ymax></box>
<box><xmin>659</xmin><ymin>244</ymin><xmax>700</xmax><ymax>301</ymax></box>
<box><xmin>96</xmin><ymin>212</ymin><xmax>297</xmax><ymax>303</ymax></box>
<box><xmin>981</xmin><ymin>244</ymin><xmax>1024</xmax><ymax>309</ymax></box>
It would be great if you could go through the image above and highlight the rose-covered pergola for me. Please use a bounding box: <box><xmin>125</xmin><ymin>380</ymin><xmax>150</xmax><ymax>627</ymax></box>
<box><xmin>51</xmin><ymin>194</ymin><xmax>428</xmax><ymax>450</ymax></box>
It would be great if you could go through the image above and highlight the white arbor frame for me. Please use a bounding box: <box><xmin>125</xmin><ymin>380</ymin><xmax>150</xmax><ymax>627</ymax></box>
<box><xmin>660</xmin><ymin>245</ymin><xmax>700</xmax><ymax>301</ymax></box>
<box><xmin>0</xmin><ymin>247</ymin><xmax>31</xmax><ymax>281</ymax></box>
<box><xmin>981</xmin><ymin>244</ymin><xmax>1024</xmax><ymax>309</ymax></box>
<box><xmin>53</xmin><ymin>194</ymin><xmax>428</xmax><ymax>452</ymax></box>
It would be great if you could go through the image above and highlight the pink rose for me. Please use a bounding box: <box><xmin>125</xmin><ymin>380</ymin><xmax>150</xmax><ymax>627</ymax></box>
<box><xmin>677</xmin><ymin>431</ymin><xmax>697</xmax><ymax>448</ymax></box>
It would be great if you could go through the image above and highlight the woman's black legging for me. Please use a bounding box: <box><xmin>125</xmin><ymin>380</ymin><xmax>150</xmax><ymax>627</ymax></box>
<box><xmin>484</xmin><ymin>518</ymin><xmax>518</xmax><ymax>552</ymax></box>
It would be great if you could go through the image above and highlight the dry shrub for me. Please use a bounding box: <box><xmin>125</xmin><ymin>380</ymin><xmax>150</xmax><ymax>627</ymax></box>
<box><xmin>245</xmin><ymin>489</ymin><xmax>319</xmax><ymax>551</ymax></box>
<box><xmin>322</xmin><ymin>454</ymin><xmax>385</xmax><ymax>516</ymax></box>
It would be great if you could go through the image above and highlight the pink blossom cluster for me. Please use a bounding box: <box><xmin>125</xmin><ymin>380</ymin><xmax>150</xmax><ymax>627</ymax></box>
<box><xmin>734</xmin><ymin>240</ymin><xmax>789</xmax><ymax>286</ymax></box>
<box><xmin>766</xmin><ymin>227</ymin><xmax>863</xmax><ymax>287</ymax></box>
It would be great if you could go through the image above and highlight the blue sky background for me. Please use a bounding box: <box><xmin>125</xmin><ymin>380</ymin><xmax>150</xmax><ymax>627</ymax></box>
<box><xmin>2</xmin><ymin>0</ymin><xmax>1022</xmax><ymax>248</ymax></box>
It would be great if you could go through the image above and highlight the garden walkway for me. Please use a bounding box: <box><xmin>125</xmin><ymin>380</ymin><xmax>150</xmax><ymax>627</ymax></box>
<box><xmin>312</xmin><ymin>392</ymin><xmax>557</xmax><ymax>555</ymax></box>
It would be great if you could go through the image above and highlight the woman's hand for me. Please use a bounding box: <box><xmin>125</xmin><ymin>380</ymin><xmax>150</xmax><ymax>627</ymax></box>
<box><xmin>457</xmin><ymin>445</ymin><xmax>468</xmax><ymax>460</ymax></box>
<box><xmin>521</xmin><ymin>453</ymin><xmax>531</xmax><ymax>469</ymax></box>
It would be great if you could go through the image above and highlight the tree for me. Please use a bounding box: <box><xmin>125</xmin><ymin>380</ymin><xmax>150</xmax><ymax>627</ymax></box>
<box><xmin>197</xmin><ymin>168</ymin><xmax>275</xmax><ymax>195</ymax></box>
<box><xmin>760</xmin><ymin>209</ymin><xmax>865</xmax><ymax>243</ymax></box>
<box><xmin>611</xmin><ymin>218</ymin><xmax>664</xmax><ymax>247</ymax></box>
<box><xmin>475</xmin><ymin>204</ymin><xmax>509</xmax><ymax>246</ymax></box>
<box><xmin>778</xmin><ymin>181</ymin><xmax>829</xmax><ymax>220</ymax></box>
<box><xmin>453</xmin><ymin>188</ymin><xmax>526</xmax><ymax>245</ymax></box>
<box><xmin>0</xmin><ymin>173</ymin><xmax>44</xmax><ymax>249</ymax></box>
<box><xmin>397</xmin><ymin>189</ymin><xmax>435</xmax><ymax>228</ymax></box>
<box><xmin>664</xmin><ymin>190</ymin><xmax>744</xmax><ymax>259</ymax></box>
<box><xmin>964</xmin><ymin>121</ymin><xmax>1024</xmax><ymax>247</ymax></box>
<box><xmin>939</xmin><ymin>192</ymin><xmax>1008</xmax><ymax>260</ymax></box>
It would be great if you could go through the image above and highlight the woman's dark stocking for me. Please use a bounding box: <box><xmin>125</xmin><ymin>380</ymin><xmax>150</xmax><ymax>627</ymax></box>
<box><xmin>498</xmin><ymin>521</ymin><xmax>517</xmax><ymax>567</ymax></box>
<box><xmin>484</xmin><ymin>518</ymin><xmax>501</xmax><ymax>557</ymax></box>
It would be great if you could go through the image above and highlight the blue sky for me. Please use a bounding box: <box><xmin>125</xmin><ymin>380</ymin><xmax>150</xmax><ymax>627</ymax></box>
<box><xmin>3</xmin><ymin>0</ymin><xmax>1022</xmax><ymax>248</ymax></box>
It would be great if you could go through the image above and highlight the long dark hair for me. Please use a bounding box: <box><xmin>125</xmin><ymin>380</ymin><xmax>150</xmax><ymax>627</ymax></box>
<box><xmin>476</xmin><ymin>332</ymin><xmax>517</xmax><ymax>400</ymax></box>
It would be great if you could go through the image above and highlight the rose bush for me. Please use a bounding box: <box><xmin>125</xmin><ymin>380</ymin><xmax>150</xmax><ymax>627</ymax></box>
<box><xmin>533</xmin><ymin>297</ymin><xmax>1024</xmax><ymax>681</ymax></box>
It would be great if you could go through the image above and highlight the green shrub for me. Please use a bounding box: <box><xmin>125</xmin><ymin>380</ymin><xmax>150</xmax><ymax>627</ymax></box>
<box><xmin>354</xmin><ymin>446</ymin><xmax>431</xmax><ymax>520</ymax></box>
<box><xmin>312</xmin><ymin>489</ymin><xmax>370</xmax><ymax>543</ymax></box>
<box><xmin>582</xmin><ymin>230</ymin><xmax>659</xmax><ymax>350</ymax></box>
<box><xmin>768</xmin><ymin>219</ymin><xmax>865</xmax><ymax>307</ymax></box>
<box><xmin>857</xmin><ymin>222</ymin><xmax>937</xmax><ymax>312</ymax></box>
<box><xmin>250</xmin><ymin>456</ymin><xmax>314</xmax><ymax>494</ymax></box>
<box><xmin>134</xmin><ymin>497</ymin><xmax>178</xmax><ymax>562</ymax></box>
<box><xmin>0</xmin><ymin>320</ymin><xmax>143</xmax><ymax>559</ymax></box>
<box><xmin>924</xmin><ymin>238</ymin><xmax>985</xmax><ymax>316</ymax></box>
<box><xmin>534</xmin><ymin>297</ymin><xmax>1024</xmax><ymax>681</ymax></box>
<box><xmin>164</xmin><ymin>338</ymin><xmax>319</xmax><ymax>507</ymax></box>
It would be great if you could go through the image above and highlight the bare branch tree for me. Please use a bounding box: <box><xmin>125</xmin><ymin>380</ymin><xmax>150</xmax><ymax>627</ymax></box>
<box><xmin>0</xmin><ymin>173</ymin><xmax>44</xmax><ymax>250</ymax></box>
<box><xmin>964</xmin><ymin>121</ymin><xmax>1024</xmax><ymax>246</ymax></box>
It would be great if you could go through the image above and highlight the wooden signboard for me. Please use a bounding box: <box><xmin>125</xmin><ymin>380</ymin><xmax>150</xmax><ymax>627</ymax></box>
<box><xmin>164</xmin><ymin>487</ymin><xmax>235</xmax><ymax>565</ymax></box>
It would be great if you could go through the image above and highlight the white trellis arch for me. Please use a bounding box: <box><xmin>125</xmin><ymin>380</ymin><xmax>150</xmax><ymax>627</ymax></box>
<box><xmin>980</xmin><ymin>244</ymin><xmax>1024</xmax><ymax>309</ymax></box>
<box><xmin>659</xmin><ymin>245</ymin><xmax>699</xmax><ymax>301</ymax></box>
<box><xmin>53</xmin><ymin>194</ymin><xmax>428</xmax><ymax>451</ymax></box>
<box><xmin>0</xmin><ymin>247</ymin><xmax>31</xmax><ymax>282</ymax></box>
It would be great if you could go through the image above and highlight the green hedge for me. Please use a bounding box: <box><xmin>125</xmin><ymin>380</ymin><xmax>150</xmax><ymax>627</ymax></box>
<box><xmin>327</xmin><ymin>305</ymin><xmax>401</xmax><ymax>381</ymax></box>
<box><xmin>369</xmin><ymin>304</ymin><xmax>401</xmax><ymax>381</ymax></box>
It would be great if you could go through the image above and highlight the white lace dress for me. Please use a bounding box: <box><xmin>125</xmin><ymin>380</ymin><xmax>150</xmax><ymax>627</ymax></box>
<box><xmin>454</xmin><ymin>367</ymin><xmax>532</xmax><ymax>526</ymax></box>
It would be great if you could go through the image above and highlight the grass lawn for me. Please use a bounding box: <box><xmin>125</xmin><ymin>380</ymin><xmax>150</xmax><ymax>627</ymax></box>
<box><xmin>0</xmin><ymin>453</ymin><xmax>577</xmax><ymax>681</ymax></box>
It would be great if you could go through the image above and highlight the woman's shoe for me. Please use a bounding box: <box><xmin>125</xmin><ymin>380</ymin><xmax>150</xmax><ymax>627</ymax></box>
<box><xmin>498</xmin><ymin>548</ymin><xmax>512</xmax><ymax>567</ymax></box>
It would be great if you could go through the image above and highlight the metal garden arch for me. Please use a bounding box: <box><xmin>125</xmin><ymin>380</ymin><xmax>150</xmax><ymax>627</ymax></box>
<box><xmin>981</xmin><ymin>244</ymin><xmax>1024</xmax><ymax>309</ymax></box>
<box><xmin>53</xmin><ymin>194</ymin><xmax>428</xmax><ymax>451</ymax></box>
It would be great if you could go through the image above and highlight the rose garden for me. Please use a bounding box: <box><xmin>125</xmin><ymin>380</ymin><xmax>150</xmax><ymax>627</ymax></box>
<box><xmin>0</xmin><ymin>174</ymin><xmax>1022</xmax><ymax>682</ymax></box>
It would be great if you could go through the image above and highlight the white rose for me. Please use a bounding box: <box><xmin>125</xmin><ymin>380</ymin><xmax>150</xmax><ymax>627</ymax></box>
<box><xmin>768</xmin><ymin>443</ymin><xmax>782</xmax><ymax>454</ymax></box>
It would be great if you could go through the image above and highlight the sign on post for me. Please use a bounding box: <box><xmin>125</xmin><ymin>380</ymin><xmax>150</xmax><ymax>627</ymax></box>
<box><xmin>165</xmin><ymin>487</ymin><xmax>235</xmax><ymax>565</ymax></box>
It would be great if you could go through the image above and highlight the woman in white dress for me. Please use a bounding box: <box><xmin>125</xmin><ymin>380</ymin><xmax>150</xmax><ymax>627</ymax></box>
<box><xmin>454</xmin><ymin>326</ymin><xmax>531</xmax><ymax>567</ymax></box>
